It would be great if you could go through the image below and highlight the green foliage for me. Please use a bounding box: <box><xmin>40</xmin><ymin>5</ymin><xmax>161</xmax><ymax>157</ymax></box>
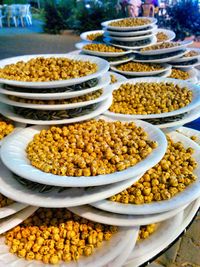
<box><xmin>43</xmin><ymin>0</ymin><xmax>74</xmax><ymax>34</ymax></box>
<box><xmin>3</xmin><ymin>0</ymin><xmax>27</xmax><ymax>3</ymax></box>
<box><xmin>67</xmin><ymin>0</ymin><xmax>123</xmax><ymax>33</ymax></box>
<box><xmin>158</xmin><ymin>0</ymin><xmax>200</xmax><ymax>40</ymax></box>
<box><xmin>43</xmin><ymin>0</ymin><xmax>123</xmax><ymax>34</ymax></box>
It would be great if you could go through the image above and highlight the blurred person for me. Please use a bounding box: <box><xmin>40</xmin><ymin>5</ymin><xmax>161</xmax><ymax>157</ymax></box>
<box><xmin>128</xmin><ymin>0</ymin><xmax>142</xmax><ymax>17</ymax></box>
<box><xmin>142</xmin><ymin>0</ymin><xmax>155</xmax><ymax>17</ymax></box>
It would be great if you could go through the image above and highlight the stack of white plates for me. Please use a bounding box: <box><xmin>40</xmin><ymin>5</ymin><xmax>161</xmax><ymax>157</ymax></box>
<box><xmin>133</xmin><ymin>40</ymin><xmax>192</xmax><ymax>64</ymax></box>
<box><xmin>104</xmin><ymin>77</ymin><xmax>200</xmax><ymax>132</ymax></box>
<box><xmin>0</xmin><ymin>116</ymin><xmax>167</xmax><ymax>208</ymax></box>
<box><xmin>110</xmin><ymin>62</ymin><xmax>172</xmax><ymax>78</ymax></box>
<box><xmin>102</xmin><ymin>17</ymin><xmax>158</xmax><ymax>50</ymax></box>
<box><xmin>169</xmin><ymin>47</ymin><xmax>200</xmax><ymax>68</ymax></box>
<box><xmin>0</xmin><ymin>116</ymin><xmax>167</xmax><ymax>266</ymax></box>
<box><xmin>0</xmin><ymin>54</ymin><xmax>112</xmax><ymax>125</ymax></box>
<box><xmin>67</xmin><ymin>128</ymin><xmax>200</xmax><ymax>265</ymax></box>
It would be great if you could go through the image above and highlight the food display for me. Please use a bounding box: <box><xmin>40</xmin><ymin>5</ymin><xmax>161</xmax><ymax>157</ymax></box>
<box><xmin>0</xmin><ymin>18</ymin><xmax>200</xmax><ymax>267</ymax></box>
<box><xmin>137</xmin><ymin>224</ymin><xmax>157</xmax><ymax>241</ymax></box>
<box><xmin>87</xmin><ymin>32</ymin><xmax>103</xmax><ymax>41</ymax></box>
<box><xmin>8</xmin><ymin>90</ymin><xmax>103</xmax><ymax>105</ymax></box>
<box><xmin>0</xmin><ymin>115</ymin><xmax>14</xmax><ymax>140</ymax></box>
<box><xmin>109</xmin><ymin>82</ymin><xmax>192</xmax><ymax>115</ymax></box>
<box><xmin>83</xmin><ymin>43</ymin><xmax>124</xmax><ymax>53</ymax></box>
<box><xmin>5</xmin><ymin>208</ymin><xmax>118</xmax><ymax>264</ymax></box>
<box><xmin>185</xmin><ymin>50</ymin><xmax>199</xmax><ymax>58</ymax></box>
<box><xmin>141</xmin><ymin>42</ymin><xmax>180</xmax><ymax>52</ymax></box>
<box><xmin>26</xmin><ymin>120</ymin><xmax>157</xmax><ymax>176</ymax></box>
<box><xmin>116</xmin><ymin>62</ymin><xmax>163</xmax><ymax>72</ymax></box>
<box><xmin>0</xmin><ymin>57</ymin><xmax>98</xmax><ymax>82</ymax></box>
<box><xmin>108</xmin><ymin>18</ymin><xmax>151</xmax><ymax>27</ymax></box>
<box><xmin>14</xmin><ymin>104</ymin><xmax>98</xmax><ymax>120</ymax></box>
<box><xmin>0</xmin><ymin>193</ymin><xmax>14</xmax><ymax>208</ymax></box>
<box><xmin>156</xmin><ymin>32</ymin><xmax>169</xmax><ymax>43</ymax></box>
<box><xmin>109</xmin><ymin>136</ymin><xmax>197</xmax><ymax>204</ymax></box>
<box><xmin>169</xmin><ymin>68</ymin><xmax>190</xmax><ymax>80</ymax></box>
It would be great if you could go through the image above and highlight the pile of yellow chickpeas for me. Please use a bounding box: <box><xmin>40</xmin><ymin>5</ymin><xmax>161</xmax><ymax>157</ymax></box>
<box><xmin>26</xmin><ymin>120</ymin><xmax>157</xmax><ymax>176</ymax></box>
<box><xmin>109</xmin><ymin>82</ymin><xmax>192</xmax><ymax>115</ymax></box>
<box><xmin>109</xmin><ymin>136</ymin><xmax>197</xmax><ymax>204</ymax></box>
<box><xmin>0</xmin><ymin>57</ymin><xmax>98</xmax><ymax>82</ymax></box>
<box><xmin>5</xmin><ymin>208</ymin><xmax>118</xmax><ymax>265</ymax></box>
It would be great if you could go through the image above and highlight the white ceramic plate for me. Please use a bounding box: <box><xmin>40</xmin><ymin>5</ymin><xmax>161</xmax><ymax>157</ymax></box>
<box><xmin>92</xmin><ymin>132</ymin><xmax>200</xmax><ymax>214</ymax></box>
<box><xmin>108</xmin><ymin>56</ymin><xmax>133</xmax><ymax>66</ymax></box>
<box><xmin>156</xmin><ymin>28</ymin><xmax>176</xmax><ymax>44</ymax></box>
<box><xmin>108</xmin><ymin>71</ymin><xmax>127</xmax><ymax>83</ymax></box>
<box><xmin>101</xmin><ymin>17</ymin><xmax>157</xmax><ymax>31</ymax></box>
<box><xmin>80</xmin><ymin>30</ymin><xmax>104</xmax><ymax>42</ymax></box>
<box><xmin>0</xmin><ymin>73</ymin><xmax>111</xmax><ymax>100</ymax></box>
<box><xmin>0</xmin><ymin>120</ymin><xmax>26</xmax><ymax>146</ymax></box>
<box><xmin>157</xmin><ymin>68</ymin><xmax>172</xmax><ymax>77</ymax></box>
<box><xmin>68</xmin><ymin>203</ymin><xmax>188</xmax><ymax>227</ymax></box>
<box><xmin>170</xmin><ymin>58</ymin><xmax>200</xmax><ymax>69</ymax></box>
<box><xmin>105</xmin><ymin>228</ymin><xmax>139</xmax><ymax>267</ymax></box>
<box><xmin>0</xmin><ymin>54</ymin><xmax>109</xmax><ymax>88</ymax></box>
<box><xmin>178</xmin><ymin>126</ymin><xmax>200</xmax><ymax>145</ymax></box>
<box><xmin>167</xmin><ymin>68</ymin><xmax>198</xmax><ymax>82</ymax></box>
<box><xmin>0</xmin><ymin>202</ymin><xmax>28</xmax><ymax>219</ymax></box>
<box><xmin>133</xmin><ymin>49</ymin><xmax>187</xmax><ymax>63</ymax></box>
<box><xmin>110</xmin><ymin>63</ymin><xmax>171</xmax><ymax>76</ymax></box>
<box><xmin>147</xmin><ymin>106</ymin><xmax>200</xmax><ymax>131</ymax></box>
<box><xmin>0</xmin><ymin>96</ymin><xmax>112</xmax><ymax>125</ymax></box>
<box><xmin>0</xmin><ymin>87</ymin><xmax>112</xmax><ymax>110</ymax></box>
<box><xmin>0</xmin><ymin>164</ymin><xmax>144</xmax><ymax>207</ymax></box>
<box><xmin>0</xmin><ymin>115</ymin><xmax>167</xmax><ymax>187</ymax></box>
<box><xmin>104</xmin><ymin>77</ymin><xmax>200</xmax><ymax>119</ymax></box>
<box><xmin>127</xmin><ymin>211</ymin><xmax>183</xmax><ymax>262</ymax></box>
<box><xmin>0</xmin><ymin>225</ymin><xmax>137</xmax><ymax>267</ymax></box>
<box><xmin>68</xmin><ymin>49</ymin><xmax>133</xmax><ymax>67</ymax></box>
<box><xmin>170</xmin><ymin>48</ymin><xmax>200</xmax><ymax>63</ymax></box>
<box><xmin>76</xmin><ymin>42</ymin><xmax>132</xmax><ymax>57</ymax></box>
<box><xmin>137</xmin><ymin>40</ymin><xmax>193</xmax><ymax>55</ymax></box>
<box><xmin>0</xmin><ymin>206</ymin><xmax>38</xmax><ymax>235</ymax></box>
<box><xmin>103</xmin><ymin>24</ymin><xmax>157</xmax><ymax>37</ymax></box>
<box><xmin>105</xmin><ymin>36</ymin><xmax>157</xmax><ymax>50</ymax></box>
<box><xmin>124</xmin><ymin>196</ymin><xmax>200</xmax><ymax>267</ymax></box>
<box><xmin>105</xmin><ymin>32</ymin><xmax>155</xmax><ymax>42</ymax></box>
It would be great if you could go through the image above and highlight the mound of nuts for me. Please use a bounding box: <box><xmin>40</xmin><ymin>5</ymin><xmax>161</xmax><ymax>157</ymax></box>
<box><xmin>5</xmin><ymin>208</ymin><xmax>118</xmax><ymax>265</ymax></box>
<box><xmin>109</xmin><ymin>136</ymin><xmax>197</xmax><ymax>204</ymax></box>
<box><xmin>83</xmin><ymin>43</ymin><xmax>124</xmax><ymax>53</ymax></box>
<box><xmin>109</xmin><ymin>82</ymin><xmax>192</xmax><ymax>115</ymax></box>
<box><xmin>8</xmin><ymin>90</ymin><xmax>103</xmax><ymax>105</ymax></box>
<box><xmin>169</xmin><ymin>68</ymin><xmax>189</xmax><ymax>80</ymax></box>
<box><xmin>141</xmin><ymin>42</ymin><xmax>180</xmax><ymax>51</ymax></box>
<box><xmin>0</xmin><ymin>117</ymin><xmax>14</xmax><ymax>140</ymax></box>
<box><xmin>109</xmin><ymin>18</ymin><xmax>151</xmax><ymax>27</ymax></box>
<box><xmin>26</xmin><ymin>120</ymin><xmax>157</xmax><ymax>176</ymax></box>
<box><xmin>137</xmin><ymin>224</ymin><xmax>157</xmax><ymax>241</ymax></box>
<box><xmin>0</xmin><ymin>57</ymin><xmax>98</xmax><ymax>82</ymax></box>
<box><xmin>0</xmin><ymin>193</ymin><xmax>14</xmax><ymax>208</ymax></box>
<box><xmin>87</xmin><ymin>32</ymin><xmax>103</xmax><ymax>41</ymax></box>
<box><xmin>116</xmin><ymin>62</ymin><xmax>163</xmax><ymax>72</ymax></box>
<box><xmin>156</xmin><ymin>32</ymin><xmax>169</xmax><ymax>42</ymax></box>
<box><xmin>185</xmin><ymin>50</ymin><xmax>199</xmax><ymax>58</ymax></box>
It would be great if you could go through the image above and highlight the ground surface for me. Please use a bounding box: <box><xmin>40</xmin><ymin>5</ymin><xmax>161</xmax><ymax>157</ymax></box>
<box><xmin>0</xmin><ymin>21</ymin><xmax>200</xmax><ymax>267</ymax></box>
